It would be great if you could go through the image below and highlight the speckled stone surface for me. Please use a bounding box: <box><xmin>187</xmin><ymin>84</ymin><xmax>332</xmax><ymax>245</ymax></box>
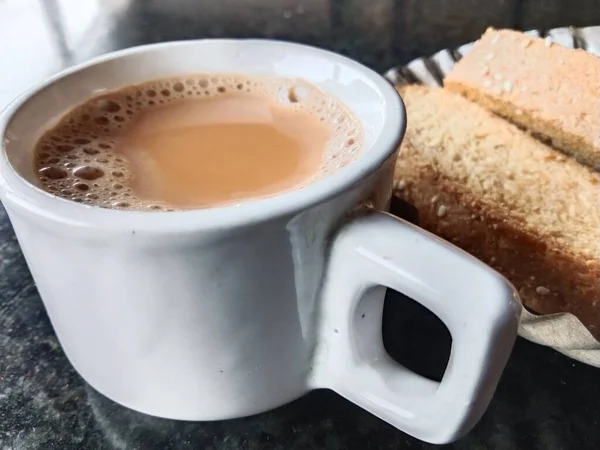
<box><xmin>1</xmin><ymin>1</ymin><xmax>600</xmax><ymax>449</ymax></box>
<box><xmin>2</xmin><ymin>197</ymin><xmax>600</xmax><ymax>449</ymax></box>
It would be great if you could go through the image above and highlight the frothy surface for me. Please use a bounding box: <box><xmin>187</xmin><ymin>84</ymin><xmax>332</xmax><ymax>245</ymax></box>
<box><xmin>33</xmin><ymin>74</ymin><xmax>363</xmax><ymax>211</ymax></box>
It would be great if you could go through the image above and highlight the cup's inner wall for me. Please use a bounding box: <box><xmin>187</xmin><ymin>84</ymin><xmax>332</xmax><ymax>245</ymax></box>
<box><xmin>3</xmin><ymin>41</ymin><xmax>389</xmax><ymax>191</ymax></box>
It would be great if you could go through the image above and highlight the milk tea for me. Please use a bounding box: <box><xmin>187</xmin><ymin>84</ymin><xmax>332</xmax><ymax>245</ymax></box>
<box><xmin>33</xmin><ymin>75</ymin><xmax>363</xmax><ymax>210</ymax></box>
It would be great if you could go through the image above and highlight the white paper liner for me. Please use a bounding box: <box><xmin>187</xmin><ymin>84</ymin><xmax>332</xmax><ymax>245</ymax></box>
<box><xmin>384</xmin><ymin>25</ymin><xmax>600</xmax><ymax>367</ymax></box>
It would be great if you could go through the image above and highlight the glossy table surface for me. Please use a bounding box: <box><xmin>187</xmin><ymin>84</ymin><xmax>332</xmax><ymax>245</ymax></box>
<box><xmin>1</xmin><ymin>1</ymin><xmax>600</xmax><ymax>449</ymax></box>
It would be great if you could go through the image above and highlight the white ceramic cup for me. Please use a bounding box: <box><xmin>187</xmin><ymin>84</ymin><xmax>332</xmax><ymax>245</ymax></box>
<box><xmin>0</xmin><ymin>40</ymin><xmax>521</xmax><ymax>444</ymax></box>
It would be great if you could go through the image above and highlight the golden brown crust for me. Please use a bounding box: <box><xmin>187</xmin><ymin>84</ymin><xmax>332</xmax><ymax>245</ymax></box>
<box><xmin>394</xmin><ymin>84</ymin><xmax>600</xmax><ymax>338</ymax></box>
<box><xmin>444</xmin><ymin>27</ymin><xmax>600</xmax><ymax>170</ymax></box>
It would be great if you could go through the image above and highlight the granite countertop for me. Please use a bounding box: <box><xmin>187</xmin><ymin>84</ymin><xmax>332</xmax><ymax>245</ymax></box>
<box><xmin>1</xmin><ymin>1</ymin><xmax>600</xmax><ymax>449</ymax></box>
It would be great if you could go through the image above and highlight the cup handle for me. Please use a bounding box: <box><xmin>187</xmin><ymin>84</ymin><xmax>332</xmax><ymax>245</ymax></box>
<box><xmin>313</xmin><ymin>211</ymin><xmax>521</xmax><ymax>444</ymax></box>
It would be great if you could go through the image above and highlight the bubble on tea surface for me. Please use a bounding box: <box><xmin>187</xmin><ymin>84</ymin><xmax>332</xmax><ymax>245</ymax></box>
<box><xmin>74</xmin><ymin>182</ymin><xmax>89</xmax><ymax>191</ymax></box>
<box><xmin>286</xmin><ymin>85</ymin><xmax>308</xmax><ymax>104</ymax></box>
<box><xmin>39</xmin><ymin>166</ymin><xmax>67</xmax><ymax>180</ymax></box>
<box><xmin>57</xmin><ymin>144</ymin><xmax>74</xmax><ymax>153</ymax></box>
<box><xmin>73</xmin><ymin>165</ymin><xmax>104</xmax><ymax>180</ymax></box>
<box><xmin>94</xmin><ymin>116</ymin><xmax>110</xmax><ymax>126</ymax></box>
<box><xmin>97</xmin><ymin>99</ymin><xmax>121</xmax><ymax>113</ymax></box>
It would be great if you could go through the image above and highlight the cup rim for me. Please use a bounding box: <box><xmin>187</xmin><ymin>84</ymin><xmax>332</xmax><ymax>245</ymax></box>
<box><xmin>0</xmin><ymin>39</ymin><xmax>405</xmax><ymax>233</ymax></box>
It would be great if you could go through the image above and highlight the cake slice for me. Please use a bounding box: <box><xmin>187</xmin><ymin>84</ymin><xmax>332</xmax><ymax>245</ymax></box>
<box><xmin>444</xmin><ymin>27</ymin><xmax>600</xmax><ymax>170</ymax></box>
<box><xmin>394</xmin><ymin>84</ymin><xmax>600</xmax><ymax>337</ymax></box>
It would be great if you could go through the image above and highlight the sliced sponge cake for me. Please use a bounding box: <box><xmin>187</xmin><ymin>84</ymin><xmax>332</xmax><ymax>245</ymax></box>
<box><xmin>444</xmin><ymin>27</ymin><xmax>600</xmax><ymax>170</ymax></box>
<box><xmin>394</xmin><ymin>84</ymin><xmax>600</xmax><ymax>337</ymax></box>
